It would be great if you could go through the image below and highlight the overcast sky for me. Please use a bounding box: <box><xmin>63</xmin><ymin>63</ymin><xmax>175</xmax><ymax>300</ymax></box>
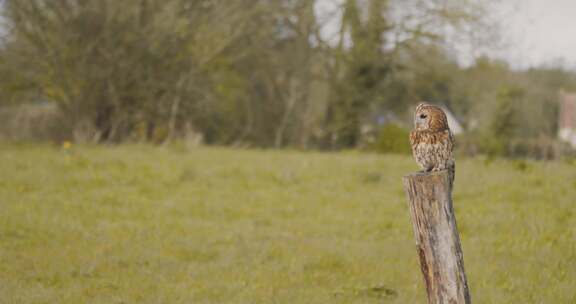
<box><xmin>502</xmin><ymin>0</ymin><xmax>576</xmax><ymax>69</ymax></box>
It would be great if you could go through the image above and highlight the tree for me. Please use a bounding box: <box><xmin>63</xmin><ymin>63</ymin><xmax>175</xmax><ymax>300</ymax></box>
<box><xmin>316</xmin><ymin>0</ymin><xmax>499</xmax><ymax>148</ymax></box>
<box><xmin>1</xmin><ymin>0</ymin><xmax>255</xmax><ymax>143</ymax></box>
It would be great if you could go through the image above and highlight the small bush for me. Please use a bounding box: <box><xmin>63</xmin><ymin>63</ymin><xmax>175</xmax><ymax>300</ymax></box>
<box><xmin>370</xmin><ymin>124</ymin><xmax>411</xmax><ymax>154</ymax></box>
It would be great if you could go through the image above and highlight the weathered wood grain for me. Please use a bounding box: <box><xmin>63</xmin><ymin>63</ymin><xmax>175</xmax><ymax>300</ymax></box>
<box><xmin>402</xmin><ymin>170</ymin><xmax>471</xmax><ymax>304</ymax></box>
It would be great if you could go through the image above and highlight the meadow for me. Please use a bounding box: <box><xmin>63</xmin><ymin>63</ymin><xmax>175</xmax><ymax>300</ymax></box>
<box><xmin>0</xmin><ymin>144</ymin><xmax>575</xmax><ymax>303</ymax></box>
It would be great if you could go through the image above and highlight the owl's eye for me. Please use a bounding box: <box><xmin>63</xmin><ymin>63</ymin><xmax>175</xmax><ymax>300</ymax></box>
<box><xmin>419</xmin><ymin>114</ymin><xmax>427</xmax><ymax>119</ymax></box>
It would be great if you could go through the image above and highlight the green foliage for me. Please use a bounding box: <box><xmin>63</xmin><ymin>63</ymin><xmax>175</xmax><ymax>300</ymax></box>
<box><xmin>0</xmin><ymin>0</ymin><xmax>575</xmax><ymax>158</ymax></box>
<box><xmin>491</xmin><ymin>87</ymin><xmax>523</xmax><ymax>137</ymax></box>
<box><xmin>477</xmin><ymin>133</ymin><xmax>507</xmax><ymax>158</ymax></box>
<box><xmin>370</xmin><ymin>124</ymin><xmax>411</xmax><ymax>154</ymax></box>
<box><xmin>1</xmin><ymin>145</ymin><xmax>576</xmax><ymax>303</ymax></box>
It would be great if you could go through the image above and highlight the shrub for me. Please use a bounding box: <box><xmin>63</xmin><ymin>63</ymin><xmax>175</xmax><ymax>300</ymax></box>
<box><xmin>371</xmin><ymin>124</ymin><xmax>411</xmax><ymax>154</ymax></box>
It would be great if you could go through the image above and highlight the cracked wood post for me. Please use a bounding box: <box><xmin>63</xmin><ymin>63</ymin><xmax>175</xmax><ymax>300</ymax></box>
<box><xmin>402</xmin><ymin>170</ymin><xmax>471</xmax><ymax>304</ymax></box>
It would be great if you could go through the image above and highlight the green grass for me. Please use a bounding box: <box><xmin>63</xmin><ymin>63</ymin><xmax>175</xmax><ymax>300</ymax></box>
<box><xmin>1</xmin><ymin>144</ymin><xmax>575</xmax><ymax>303</ymax></box>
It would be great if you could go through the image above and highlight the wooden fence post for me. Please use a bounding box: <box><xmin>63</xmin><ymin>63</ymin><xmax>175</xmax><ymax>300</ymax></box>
<box><xmin>402</xmin><ymin>170</ymin><xmax>471</xmax><ymax>304</ymax></box>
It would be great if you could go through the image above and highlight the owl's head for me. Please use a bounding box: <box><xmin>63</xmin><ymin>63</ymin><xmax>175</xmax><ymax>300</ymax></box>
<box><xmin>414</xmin><ymin>102</ymin><xmax>449</xmax><ymax>132</ymax></box>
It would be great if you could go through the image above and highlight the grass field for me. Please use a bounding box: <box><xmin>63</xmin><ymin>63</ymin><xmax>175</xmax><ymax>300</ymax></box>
<box><xmin>1</xmin><ymin>144</ymin><xmax>575</xmax><ymax>303</ymax></box>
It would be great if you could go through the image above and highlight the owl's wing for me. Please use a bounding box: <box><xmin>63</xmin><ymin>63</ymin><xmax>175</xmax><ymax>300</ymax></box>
<box><xmin>409</xmin><ymin>130</ymin><xmax>419</xmax><ymax>152</ymax></box>
<box><xmin>446</xmin><ymin>130</ymin><xmax>455</xmax><ymax>152</ymax></box>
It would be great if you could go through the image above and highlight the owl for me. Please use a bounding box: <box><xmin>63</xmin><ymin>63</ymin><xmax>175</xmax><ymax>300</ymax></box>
<box><xmin>409</xmin><ymin>103</ymin><xmax>455</xmax><ymax>189</ymax></box>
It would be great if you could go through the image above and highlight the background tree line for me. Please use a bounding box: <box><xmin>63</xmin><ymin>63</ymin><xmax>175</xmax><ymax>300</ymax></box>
<box><xmin>0</xmin><ymin>0</ymin><xmax>574</xmax><ymax>157</ymax></box>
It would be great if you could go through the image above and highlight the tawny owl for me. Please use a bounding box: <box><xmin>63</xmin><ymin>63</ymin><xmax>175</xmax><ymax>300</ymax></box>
<box><xmin>409</xmin><ymin>102</ymin><xmax>455</xmax><ymax>188</ymax></box>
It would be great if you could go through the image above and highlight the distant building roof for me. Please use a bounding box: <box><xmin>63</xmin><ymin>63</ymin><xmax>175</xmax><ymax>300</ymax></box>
<box><xmin>559</xmin><ymin>90</ymin><xmax>576</xmax><ymax>148</ymax></box>
<box><xmin>439</xmin><ymin>105</ymin><xmax>464</xmax><ymax>135</ymax></box>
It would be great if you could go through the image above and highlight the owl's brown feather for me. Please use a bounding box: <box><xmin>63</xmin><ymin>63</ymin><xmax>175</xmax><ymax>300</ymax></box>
<box><xmin>410</xmin><ymin>103</ymin><xmax>455</xmax><ymax>189</ymax></box>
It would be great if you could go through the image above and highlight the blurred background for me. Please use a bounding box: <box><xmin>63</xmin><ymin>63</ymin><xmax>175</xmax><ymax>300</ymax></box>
<box><xmin>1</xmin><ymin>0</ymin><xmax>575</xmax><ymax>158</ymax></box>
<box><xmin>1</xmin><ymin>1</ymin><xmax>576</xmax><ymax>303</ymax></box>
